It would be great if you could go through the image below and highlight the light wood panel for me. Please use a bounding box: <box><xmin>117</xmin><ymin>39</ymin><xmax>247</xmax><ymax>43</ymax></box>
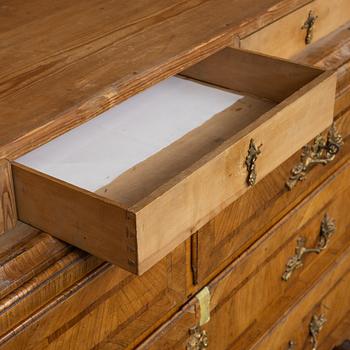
<box><xmin>181</xmin><ymin>47</ymin><xmax>323</xmax><ymax>102</ymax></box>
<box><xmin>240</xmin><ymin>0</ymin><xmax>350</xmax><ymax>59</ymax></box>
<box><xmin>293</xmin><ymin>21</ymin><xmax>350</xmax><ymax>116</ymax></box>
<box><xmin>12</xmin><ymin>164</ymin><xmax>136</xmax><ymax>273</ymax></box>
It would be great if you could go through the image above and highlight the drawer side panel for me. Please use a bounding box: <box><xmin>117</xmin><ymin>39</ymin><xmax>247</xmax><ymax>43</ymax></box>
<box><xmin>11</xmin><ymin>163</ymin><xmax>137</xmax><ymax>273</ymax></box>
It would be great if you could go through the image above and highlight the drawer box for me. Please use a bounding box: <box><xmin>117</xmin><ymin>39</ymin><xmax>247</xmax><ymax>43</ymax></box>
<box><xmin>136</xmin><ymin>162</ymin><xmax>350</xmax><ymax>349</ymax></box>
<box><xmin>11</xmin><ymin>48</ymin><xmax>336</xmax><ymax>274</ymax></box>
<box><xmin>240</xmin><ymin>0</ymin><xmax>350</xmax><ymax>59</ymax></box>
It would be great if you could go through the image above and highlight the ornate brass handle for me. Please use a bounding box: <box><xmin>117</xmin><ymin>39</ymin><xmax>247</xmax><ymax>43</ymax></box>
<box><xmin>286</xmin><ymin>124</ymin><xmax>343</xmax><ymax>190</ymax></box>
<box><xmin>282</xmin><ymin>214</ymin><xmax>335</xmax><ymax>281</ymax></box>
<box><xmin>309</xmin><ymin>314</ymin><xmax>327</xmax><ymax>350</ymax></box>
<box><xmin>187</xmin><ymin>326</ymin><xmax>208</xmax><ymax>350</ymax></box>
<box><xmin>245</xmin><ymin>139</ymin><xmax>262</xmax><ymax>187</ymax></box>
<box><xmin>302</xmin><ymin>11</ymin><xmax>318</xmax><ymax>44</ymax></box>
<box><xmin>287</xmin><ymin>314</ymin><xmax>326</xmax><ymax>350</ymax></box>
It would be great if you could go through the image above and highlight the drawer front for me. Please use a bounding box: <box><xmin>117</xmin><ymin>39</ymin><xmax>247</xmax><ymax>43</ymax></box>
<box><xmin>249</xmin><ymin>239</ymin><xmax>350</xmax><ymax>350</ymax></box>
<box><xmin>12</xmin><ymin>48</ymin><xmax>335</xmax><ymax>275</ymax></box>
<box><xmin>293</xmin><ymin>21</ymin><xmax>350</xmax><ymax>117</ymax></box>
<box><xmin>240</xmin><ymin>0</ymin><xmax>350</xmax><ymax>59</ymax></box>
<box><xmin>194</xmin><ymin>109</ymin><xmax>350</xmax><ymax>285</ymax></box>
<box><xmin>0</xmin><ymin>243</ymin><xmax>187</xmax><ymax>350</ymax></box>
<box><xmin>137</xmin><ymin>162</ymin><xmax>350</xmax><ymax>350</ymax></box>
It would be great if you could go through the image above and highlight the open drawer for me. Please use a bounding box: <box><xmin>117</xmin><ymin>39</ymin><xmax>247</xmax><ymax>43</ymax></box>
<box><xmin>11</xmin><ymin>48</ymin><xmax>336</xmax><ymax>274</ymax></box>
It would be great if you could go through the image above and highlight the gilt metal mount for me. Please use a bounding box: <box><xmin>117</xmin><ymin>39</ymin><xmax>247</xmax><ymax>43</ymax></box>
<box><xmin>287</xmin><ymin>340</ymin><xmax>296</xmax><ymax>350</ymax></box>
<box><xmin>245</xmin><ymin>139</ymin><xmax>262</xmax><ymax>187</ymax></box>
<box><xmin>282</xmin><ymin>214</ymin><xmax>336</xmax><ymax>281</ymax></box>
<box><xmin>286</xmin><ymin>124</ymin><xmax>343</xmax><ymax>190</ymax></box>
<box><xmin>309</xmin><ymin>314</ymin><xmax>327</xmax><ymax>350</ymax></box>
<box><xmin>187</xmin><ymin>326</ymin><xmax>208</xmax><ymax>350</ymax></box>
<box><xmin>302</xmin><ymin>11</ymin><xmax>318</xmax><ymax>45</ymax></box>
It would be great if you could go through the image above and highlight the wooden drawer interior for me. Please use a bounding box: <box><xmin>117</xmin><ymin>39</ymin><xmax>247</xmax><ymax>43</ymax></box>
<box><xmin>240</xmin><ymin>0</ymin><xmax>350</xmax><ymax>59</ymax></box>
<box><xmin>11</xmin><ymin>48</ymin><xmax>336</xmax><ymax>274</ymax></box>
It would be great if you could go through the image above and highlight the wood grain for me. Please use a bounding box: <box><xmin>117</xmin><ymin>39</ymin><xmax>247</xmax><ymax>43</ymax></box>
<box><xmin>293</xmin><ymin>21</ymin><xmax>350</xmax><ymax>115</ymax></box>
<box><xmin>137</xmin><ymin>161</ymin><xmax>350</xmax><ymax>349</ymax></box>
<box><xmin>0</xmin><ymin>160</ymin><xmax>17</xmax><ymax>234</ymax></box>
<box><xmin>133</xmin><ymin>51</ymin><xmax>335</xmax><ymax>273</ymax></box>
<box><xmin>0</xmin><ymin>0</ymin><xmax>310</xmax><ymax>160</ymax></box>
<box><xmin>192</xmin><ymin>20</ymin><xmax>350</xmax><ymax>286</ymax></box>
<box><xmin>181</xmin><ymin>47</ymin><xmax>323</xmax><ymax>102</ymax></box>
<box><xmin>240</xmin><ymin>0</ymin><xmax>350</xmax><ymax>59</ymax></box>
<box><xmin>0</xmin><ymin>2</ymin><xmax>347</xmax><ymax>349</ymax></box>
<box><xmin>12</xmin><ymin>48</ymin><xmax>335</xmax><ymax>274</ymax></box>
<box><xmin>12</xmin><ymin>163</ymin><xmax>136</xmax><ymax>273</ymax></box>
<box><xmin>248</xmin><ymin>237</ymin><xmax>350</xmax><ymax>350</ymax></box>
<box><xmin>321</xmin><ymin>317</ymin><xmax>350</xmax><ymax>350</ymax></box>
<box><xmin>0</xmin><ymin>243</ymin><xmax>187</xmax><ymax>350</ymax></box>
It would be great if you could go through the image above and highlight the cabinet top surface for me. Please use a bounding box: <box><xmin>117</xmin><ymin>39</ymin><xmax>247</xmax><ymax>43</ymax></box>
<box><xmin>0</xmin><ymin>0</ymin><xmax>310</xmax><ymax>158</ymax></box>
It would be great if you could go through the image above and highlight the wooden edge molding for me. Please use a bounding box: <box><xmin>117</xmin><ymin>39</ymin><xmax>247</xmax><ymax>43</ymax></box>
<box><xmin>0</xmin><ymin>159</ymin><xmax>17</xmax><ymax>235</ymax></box>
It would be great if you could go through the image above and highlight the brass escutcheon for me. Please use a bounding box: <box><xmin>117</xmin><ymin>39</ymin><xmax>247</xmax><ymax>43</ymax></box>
<box><xmin>245</xmin><ymin>139</ymin><xmax>262</xmax><ymax>187</ymax></box>
<box><xmin>282</xmin><ymin>214</ymin><xmax>336</xmax><ymax>281</ymax></box>
<box><xmin>302</xmin><ymin>10</ymin><xmax>318</xmax><ymax>44</ymax></box>
<box><xmin>187</xmin><ymin>326</ymin><xmax>208</xmax><ymax>350</ymax></box>
<box><xmin>286</xmin><ymin>123</ymin><xmax>343</xmax><ymax>190</ymax></box>
<box><xmin>287</xmin><ymin>340</ymin><xmax>296</xmax><ymax>350</ymax></box>
<box><xmin>309</xmin><ymin>314</ymin><xmax>327</xmax><ymax>350</ymax></box>
<box><xmin>288</xmin><ymin>315</ymin><xmax>326</xmax><ymax>350</ymax></box>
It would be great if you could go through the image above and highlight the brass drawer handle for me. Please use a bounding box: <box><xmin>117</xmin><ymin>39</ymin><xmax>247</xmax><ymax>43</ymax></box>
<box><xmin>302</xmin><ymin>10</ymin><xmax>318</xmax><ymax>45</ymax></box>
<box><xmin>245</xmin><ymin>139</ymin><xmax>262</xmax><ymax>187</ymax></box>
<box><xmin>286</xmin><ymin>123</ymin><xmax>343</xmax><ymax>190</ymax></box>
<box><xmin>288</xmin><ymin>314</ymin><xmax>326</xmax><ymax>350</ymax></box>
<box><xmin>282</xmin><ymin>214</ymin><xmax>335</xmax><ymax>281</ymax></box>
<box><xmin>187</xmin><ymin>326</ymin><xmax>208</xmax><ymax>350</ymax></box>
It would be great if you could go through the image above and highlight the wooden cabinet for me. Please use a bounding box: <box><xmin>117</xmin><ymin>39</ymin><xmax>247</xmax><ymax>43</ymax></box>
<box><xmin>0</xmin><ymin>1</ymin><xmax>349</xmax><ymax>349</ymax></box>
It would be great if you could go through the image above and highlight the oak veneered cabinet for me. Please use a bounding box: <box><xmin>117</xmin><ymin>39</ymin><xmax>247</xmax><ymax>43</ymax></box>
<box><xmin>1</xmin><ymin>2</ymin><xmax>350</xmax><ymax>350</ymax></box>
<box><xmin>11</xmin><ymin>48</ymin><xmax>336</xmax><ymax>274</ymax></box>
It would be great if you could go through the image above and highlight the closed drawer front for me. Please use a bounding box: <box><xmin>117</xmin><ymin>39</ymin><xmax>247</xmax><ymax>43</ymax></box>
<box><xmin>240</xmin><ymin>0</ymin><xmax>350</xmax><ymax>59</ymax></box>
<box><xmin>136</xmin><ymin>162</ymin><xmax>350</xmax><ymax>350</ymax></box>
<box><xmin>0</xmin><ymin>242</ymin><xmax>187</xmax><ymax>350</ymax></box>
<box><xmin>292</xmin><ymin>20</ymin><xmax>350</xmax><ymax>117</ymax></box>
<box><xmin>10</xmin><ymin>48</ymin><xmax>335</xmax><ymax>275</ymax></box>
<box><xmin>247</xmin><ymin>233</ymin><xmax>350</xmax><ymax>350</ymax></box>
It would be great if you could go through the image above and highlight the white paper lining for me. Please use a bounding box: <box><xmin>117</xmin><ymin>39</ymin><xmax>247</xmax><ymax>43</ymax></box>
<box><xmin>18</xmin><ymin>77</ymin><xmax>242</xmax><ymax>192</ymax></box>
